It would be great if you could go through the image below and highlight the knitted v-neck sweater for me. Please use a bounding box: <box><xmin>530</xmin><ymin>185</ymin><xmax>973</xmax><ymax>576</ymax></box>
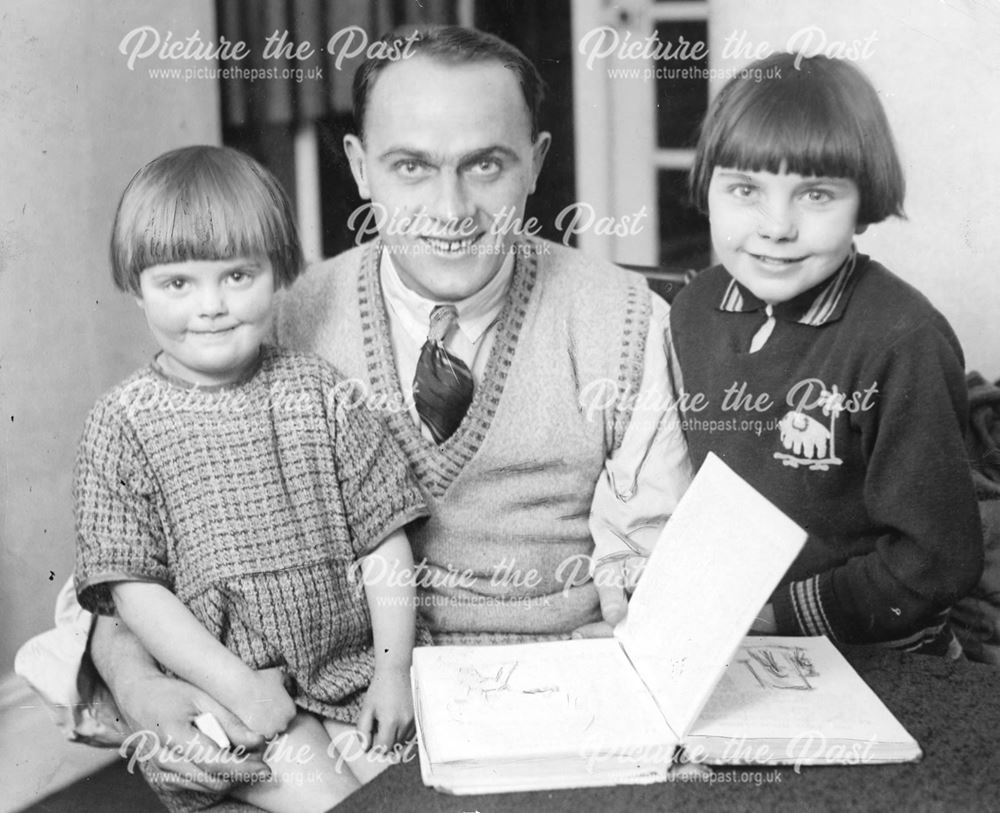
<box><xmin>670</xmin><ymin>257</ymin><xmax>983</xmax><ymax>644</ymax></box>
<box><xmin>277</xmin><ymin>239</ymin><xmax>651</xmax><ymax>640</ymax></box>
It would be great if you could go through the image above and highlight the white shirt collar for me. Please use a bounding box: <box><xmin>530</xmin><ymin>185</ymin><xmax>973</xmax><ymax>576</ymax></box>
<box><xmin>379</xmin><ymin>246</ymin><xmax>515</xmax><ymax>344</ymax></box>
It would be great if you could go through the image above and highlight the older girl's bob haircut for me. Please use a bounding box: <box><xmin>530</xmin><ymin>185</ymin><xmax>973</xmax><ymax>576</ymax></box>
<box><xmin>111</xmin><ymin>146</ymin><xmax>303</xmax><ymax>294</ymax></box>
<box><xmin>689</xmin><ymin>53</ymin><xmax>905</xmax><ymax>226</ymax></box>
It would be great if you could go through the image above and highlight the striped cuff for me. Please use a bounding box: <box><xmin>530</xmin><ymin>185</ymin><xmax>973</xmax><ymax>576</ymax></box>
<box><xmin>772</xmin><ymin>575</ymin><xmax>840</xmax><ymax>641</ymax></box>
<box><xmin>875</xmin><ymin>611</ymin><xmax>956</xmax><ymax>656</ymax></box>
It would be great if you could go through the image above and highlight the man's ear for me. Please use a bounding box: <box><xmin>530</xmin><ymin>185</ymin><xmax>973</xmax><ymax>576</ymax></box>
<box><xmin>527</xmin><ymin>131</ymin><xmax>552</xmax><ymax>195</ymax></box>
<box><xmin>343</xmin><ymin>135</ymin><xmax>372</xmax><ymax>199</ymax></box>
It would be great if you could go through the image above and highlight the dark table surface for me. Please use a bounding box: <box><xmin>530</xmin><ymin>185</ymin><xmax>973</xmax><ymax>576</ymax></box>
<box><xmin>335</xmin><ymin>647</ymin><xmax>999</xmax><ymax>813</ymax></box>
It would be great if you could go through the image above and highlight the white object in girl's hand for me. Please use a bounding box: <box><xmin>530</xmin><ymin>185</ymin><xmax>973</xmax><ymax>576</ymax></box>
<box><xmin>193</xmin><ymin>711</ymin><xmax>231</xmax><ymax>749</ymax></box>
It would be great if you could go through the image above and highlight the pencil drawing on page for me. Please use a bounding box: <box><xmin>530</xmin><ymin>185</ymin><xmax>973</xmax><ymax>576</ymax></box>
<box><xmin>740</xmin><ymin>645</ymin><xmax>819</xmax><ymax>690</ymax></box>
<box><xmin>445</xmin><ymin>655</ymin><xmax>596</xmax><ymax>734</ymax></box>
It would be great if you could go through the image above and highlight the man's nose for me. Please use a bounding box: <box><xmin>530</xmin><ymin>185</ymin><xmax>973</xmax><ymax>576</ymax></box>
<box><xmin>431</xmin><ymin>170</ymin><xmax>476</xmax><ymax>227</ymax></box>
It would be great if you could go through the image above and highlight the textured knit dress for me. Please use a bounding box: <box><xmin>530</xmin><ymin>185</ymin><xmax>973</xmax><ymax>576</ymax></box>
<box><xmin>74</xmin><ymin>345</ymin><xmax>428</xmax><ymax>726</ymax></box>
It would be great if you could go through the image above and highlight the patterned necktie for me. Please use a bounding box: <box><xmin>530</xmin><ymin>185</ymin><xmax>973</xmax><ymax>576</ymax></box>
<box><xmin>413</xmin><ymin>305</ymin><xmax>474</xmax><ymax>443</ymax></box>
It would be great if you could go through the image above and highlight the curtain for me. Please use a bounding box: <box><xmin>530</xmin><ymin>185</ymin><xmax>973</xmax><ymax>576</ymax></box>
<box><xmin>217</xmin><ymin>0</ymin><xmax>459</xmax><ymax>129</ymax></box>
<box><xmin>215</xmin><ymin>0</ymin><xmax>459</xmax><ymax>255</ymax></box>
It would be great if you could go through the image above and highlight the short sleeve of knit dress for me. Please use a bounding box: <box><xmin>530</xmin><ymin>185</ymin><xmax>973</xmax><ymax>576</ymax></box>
<box><xmin>74</xmin><ymin>392</ymin><xmax>171</xmax><ymax>615</ymax></box>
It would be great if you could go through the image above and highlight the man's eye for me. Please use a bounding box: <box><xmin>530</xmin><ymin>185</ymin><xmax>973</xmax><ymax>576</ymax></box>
<box><xmin>468</xmin><ymin>158</ymin><xmax>501</xmax><ymax>177</ymax></box>
<box><xmin>395</xmin><ymin>160</ymin><xmax>429</xmax><ymax>178</ymax></box>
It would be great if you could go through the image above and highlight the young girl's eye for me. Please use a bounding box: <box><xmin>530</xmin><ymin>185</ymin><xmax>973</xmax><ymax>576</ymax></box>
<box><xmin>165</xmin><ymin>278</ymin><xmax>188</xmax><ymax>291</ymax></box>
<box><xmin>228</xmin><ymin>270</ymin><xmax>250</xmax><ymax>284</ymax></box>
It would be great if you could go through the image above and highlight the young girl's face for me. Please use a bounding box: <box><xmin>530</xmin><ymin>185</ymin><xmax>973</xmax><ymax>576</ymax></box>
<box><xmin>136</xmin><ymin>257</ymin><xmax>275</xmax><ymax>386</ymax></box>
<box><xmin>707</xmin><ymin>167</ymin><xmax>864</xmax><ymax>305</ymax></box>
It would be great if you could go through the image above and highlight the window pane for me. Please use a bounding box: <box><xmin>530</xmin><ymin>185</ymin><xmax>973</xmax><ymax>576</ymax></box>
<box><xmin>655</xmin><ymin>21</ymin><xmax>708</xmax><ymax>149</ymax></box>
<box><xmin>658</xmin><ymin>169</ymin><xmax>710</xmax><ymax>271</ymax></box>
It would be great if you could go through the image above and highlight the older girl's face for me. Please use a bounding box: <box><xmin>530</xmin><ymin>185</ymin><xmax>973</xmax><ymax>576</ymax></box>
<box><xmin>707</xmin><ymin>166</ymin><xmax>865</xmax><ymax>305</ymax></box>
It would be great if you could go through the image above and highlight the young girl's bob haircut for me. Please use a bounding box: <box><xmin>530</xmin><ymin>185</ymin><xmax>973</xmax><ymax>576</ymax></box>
<box><xmin>689</xmin><ymin>53</ymin><xmax>905</xmax><ymax>226</ymax></box>
<box><xmin>111</xmin><ymin>146</ymin><xmax>303</xmax><ymax>294</ymax></box>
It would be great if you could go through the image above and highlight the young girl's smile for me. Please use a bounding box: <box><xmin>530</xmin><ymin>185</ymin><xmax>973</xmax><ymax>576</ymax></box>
<box><xmin>707</xmin><ymin>167</ymin><xmax>864</xmax><ymax>305</ymax></box>
<box><xmin>136</xmin><ymin>257</ymin><xmax>275</xmax><ymax>386</ymax></box>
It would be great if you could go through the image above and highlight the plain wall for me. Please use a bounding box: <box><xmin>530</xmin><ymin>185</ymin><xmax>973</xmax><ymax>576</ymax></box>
<box><xmin>0</xmin><ymin>0</ymin><xmax>220</xmax><ymax>671</ymax></box>
<box><xmin>708</xmin><ymin>0</ymin><xmax>1000</xmax><ymax>374</ymax></box>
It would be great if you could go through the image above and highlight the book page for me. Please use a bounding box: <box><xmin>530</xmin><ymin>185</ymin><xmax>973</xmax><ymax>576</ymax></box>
<box><xmin>615</xmin><ymin>453</ymin><xmax>807</xmax><ymax>739</ymax></box>
<box><xmin>412</xmin><ymin>639</ymin><xmax>677</xmax><ymax>766</ymax></box>
<box><xmin>686</xmin><ymin>636</ymin><xmax>920</xmax><ymax>763</ymax></box>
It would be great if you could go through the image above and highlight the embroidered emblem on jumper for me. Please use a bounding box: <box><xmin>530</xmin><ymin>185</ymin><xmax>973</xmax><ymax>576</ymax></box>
<box><xmin>774</xmin><ymin>384</ymin><xmax>846</xmax><ymax>471</ymax></box>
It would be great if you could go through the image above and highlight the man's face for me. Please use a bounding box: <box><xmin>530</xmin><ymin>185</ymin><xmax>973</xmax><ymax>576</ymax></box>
<box><xmin>344</xmin><ymin>55</ymin><xmax>550</xmax><ymax>302</ymax></box>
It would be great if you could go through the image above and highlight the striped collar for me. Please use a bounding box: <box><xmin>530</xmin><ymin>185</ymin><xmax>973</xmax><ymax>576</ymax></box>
<box><xmin>718</xmin><ymin>248</ymin><xmax>860</xmax><ymax>326</ymax></box>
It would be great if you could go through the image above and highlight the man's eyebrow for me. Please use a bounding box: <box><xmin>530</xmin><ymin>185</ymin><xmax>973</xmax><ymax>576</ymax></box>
<box><xmin>459</xmin><ymin>146</ymin><xmax>521</xmax><ymax>165</ymax></box>
<box><xmin>377</xmin><ymin>147</ymin><xmax>438</xmax><ymax>163</ymax></box>
<box><xmin>376</xmin><ymin>145</ymin><xmax>521</xmax><ymax>164</ymax></box>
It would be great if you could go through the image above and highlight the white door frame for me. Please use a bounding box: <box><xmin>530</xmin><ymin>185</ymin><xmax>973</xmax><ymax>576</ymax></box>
<box><xmin>571</xmin><ymin>0</ymin><xmax>708</xmax><ymax>266</ymax></box>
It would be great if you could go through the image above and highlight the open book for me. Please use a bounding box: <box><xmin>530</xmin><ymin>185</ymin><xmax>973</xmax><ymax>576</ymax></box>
<box><xmin>411</xmin><ymin>453</ymin><xmax>921</xmax><ymax>794</ymax></box>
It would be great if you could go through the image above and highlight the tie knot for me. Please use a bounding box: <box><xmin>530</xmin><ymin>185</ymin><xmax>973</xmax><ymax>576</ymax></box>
<box><xmin>427</xmin><ymin>304</ymin><xmax>459</xmax><ymax>344</ymax></box>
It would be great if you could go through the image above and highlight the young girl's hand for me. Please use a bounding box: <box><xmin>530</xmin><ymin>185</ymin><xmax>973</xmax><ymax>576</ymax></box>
<box><xmin>233</xmin><ymin>666</ymin><xmax>297</xmax><ymax>740</ymax></box>
<box><xmin>357</xmin><ymin>666</ymin><xmax>414</xmax><ymax>752</ymax></box>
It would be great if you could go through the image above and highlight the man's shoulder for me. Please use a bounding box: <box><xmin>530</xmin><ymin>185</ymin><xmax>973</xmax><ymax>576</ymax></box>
<box><xmin>528</xmin><ymin>240</ymin><xmax>660</xmax><ymax>332</ymax></box>
<box><xmin>276</xmin><ymin>243</ymin><xmax>373</xmax><ymax>349</ymax></box>
<box><xmin>530</xmin><ymin>238</ymin><xmax>646</xmax><ymax>291</ymax></box>
<box><xmin>286</xmin><ymin>243</ymin><xmax>369</xmax><ymax>300</ymax></box>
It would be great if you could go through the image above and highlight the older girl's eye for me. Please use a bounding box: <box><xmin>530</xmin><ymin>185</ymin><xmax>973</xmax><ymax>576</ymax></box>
<box><xmin>804</xmin><ymin>188</ymin><xmax>833</xmax><ymax>203</ymax></box>
<box><xmin>729</xmin><ymin>184</ymin><xmax>757</xmax><ymax>199</ymax></box>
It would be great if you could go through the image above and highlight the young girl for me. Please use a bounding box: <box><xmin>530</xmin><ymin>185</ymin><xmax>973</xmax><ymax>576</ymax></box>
<box><xmin>670</xmin><ymin>53</ymin><xmax>983</xmax><ymax>654</ymax></box>
<box><xmin>74</xmin><ymin>146</ymin><xmax>428</xmax><ymax>812</ymax></box>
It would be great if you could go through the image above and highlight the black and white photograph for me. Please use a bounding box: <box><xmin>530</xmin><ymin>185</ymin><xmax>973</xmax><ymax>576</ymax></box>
<box><xmin>2</xmin><ymin>0</ymin><xmax>998</xmax><ymax>810</ymax></box>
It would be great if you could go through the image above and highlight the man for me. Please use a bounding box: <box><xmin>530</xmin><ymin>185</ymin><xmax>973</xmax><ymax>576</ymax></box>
<box><xmin>277</xmin><ymin>25</ymin><xmax>691</xmax><ymax>645</ymax></box>
<box><xmin>43</xmin><ymin>25</ymin><xmax>690</xmax><ymax>796</ymax></box>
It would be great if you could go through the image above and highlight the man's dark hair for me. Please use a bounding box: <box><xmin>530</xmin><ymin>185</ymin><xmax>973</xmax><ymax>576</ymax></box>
<box><xmin>352</xmin><ymin>25</ymin><xmax>545</xmax><ymax>142</ymax></box>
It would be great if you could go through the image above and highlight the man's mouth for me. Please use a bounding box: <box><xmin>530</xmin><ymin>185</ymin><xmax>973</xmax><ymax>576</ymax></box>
<box><xmin>420</xmin><ymin>233</ymin><xmax>482</xmax><ymax>254</ymax></box>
